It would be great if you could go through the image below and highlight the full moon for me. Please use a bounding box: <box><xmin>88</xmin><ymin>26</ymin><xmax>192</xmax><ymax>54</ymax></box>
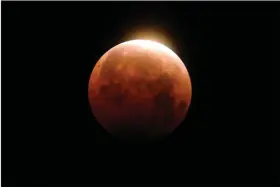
<box><xmin>88</xmin><ymin>40</ymin><xmax>192</xmax><ymax>141</ymax></box>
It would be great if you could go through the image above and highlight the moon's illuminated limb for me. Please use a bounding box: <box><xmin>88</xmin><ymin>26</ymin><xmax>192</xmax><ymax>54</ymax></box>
<box><xmin>116</xmin><ymin>39</ymin><xmax>180</xmax><ymax>60</ymax></box>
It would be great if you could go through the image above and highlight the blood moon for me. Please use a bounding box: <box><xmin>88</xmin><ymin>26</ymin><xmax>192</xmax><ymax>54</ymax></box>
<box><xmin>88</xmin><ymin>40</ymin><xmax>192</xmax><ymax>141</ymax></box>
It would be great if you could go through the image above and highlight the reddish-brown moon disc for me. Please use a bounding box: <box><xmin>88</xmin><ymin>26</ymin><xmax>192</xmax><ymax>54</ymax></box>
<box><xmin>88</xmin><ymin>40</ymin><xmax>192</xmax><ymax>141</ymax></box>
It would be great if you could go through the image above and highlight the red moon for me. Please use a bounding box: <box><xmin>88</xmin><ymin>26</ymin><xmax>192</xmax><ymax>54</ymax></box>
<box><xmin>88</xmin><ymin>40</ymin><xmax>192</xmax><ymax>141</ymax></box>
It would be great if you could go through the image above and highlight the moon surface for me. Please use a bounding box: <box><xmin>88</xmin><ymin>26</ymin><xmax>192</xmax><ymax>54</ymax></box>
<box><xmin>88</xmin><ymin>40</ymin><xmax>192</xmax><ymax>141</ymax></box>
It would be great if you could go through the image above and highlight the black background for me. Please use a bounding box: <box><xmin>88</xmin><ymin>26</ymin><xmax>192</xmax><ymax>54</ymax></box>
<box><xmin>2</xmin><ymin>2</ymin><xmax>275</xmax><ymax>187</ymax></box>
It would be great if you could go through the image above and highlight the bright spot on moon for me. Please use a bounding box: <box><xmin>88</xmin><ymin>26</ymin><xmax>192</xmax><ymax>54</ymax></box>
<box><xmin>117</xmin><ymin>39</ymin><xmax>180</xmax><ymax>60</ymax></box>
<box><xmin>121</xmin><ymin>28</ymin><xmax>177</xmax><ymax>53</ymax></box>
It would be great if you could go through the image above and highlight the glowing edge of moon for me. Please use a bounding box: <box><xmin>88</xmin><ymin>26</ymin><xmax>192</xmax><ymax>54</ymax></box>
<box><xmin>113</xmin><ymin>39</ymin><xmax>182</xmax><ymax>64</ymax></box>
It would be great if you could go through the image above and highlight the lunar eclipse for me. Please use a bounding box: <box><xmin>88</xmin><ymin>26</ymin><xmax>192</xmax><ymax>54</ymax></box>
<box><xmin>88</xmin><ymin>39</ymin><xmax>192</xmax><ymax>141</ymax></box>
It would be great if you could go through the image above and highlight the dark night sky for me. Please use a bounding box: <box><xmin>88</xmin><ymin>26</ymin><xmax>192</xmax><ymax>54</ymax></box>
<box><xmin>2</xmin><ymin>2</ymin><xmax>275</xmax><ymax>187</ymax></box>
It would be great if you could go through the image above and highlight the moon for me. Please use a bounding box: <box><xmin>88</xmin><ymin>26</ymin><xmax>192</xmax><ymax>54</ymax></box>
<box><xmin>88</xmin><ymin>39</ymin><xmax>192</xmax><ymax>141</ymax></box>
